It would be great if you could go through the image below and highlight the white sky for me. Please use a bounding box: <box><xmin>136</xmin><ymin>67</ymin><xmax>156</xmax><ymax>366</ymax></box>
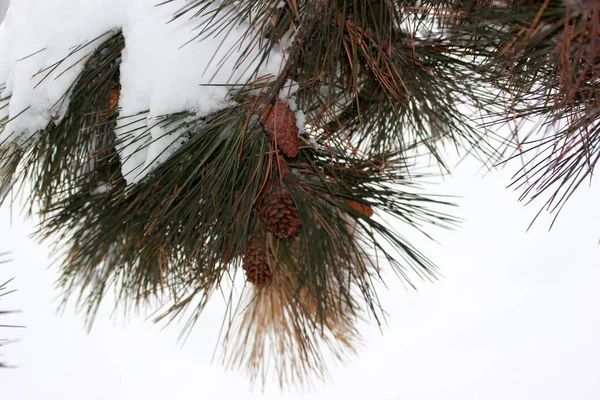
<box><xmin>1</xmin><ymin>0</ymin><xmax>599</xmax><ymax>398</ymax></box>
<box><xmin>1</xmin><ymin>154</ymin><xmax>599</xmax><ymax>399</ymax></box>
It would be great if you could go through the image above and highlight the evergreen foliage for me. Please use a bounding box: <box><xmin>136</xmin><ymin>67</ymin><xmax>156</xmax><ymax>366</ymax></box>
<box><xmin>0</xmin><ymin>0</ymin><xmax>598</xmax><ymax>387</ymax></box>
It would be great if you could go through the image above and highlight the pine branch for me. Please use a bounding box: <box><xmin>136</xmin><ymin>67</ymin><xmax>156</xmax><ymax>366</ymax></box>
<box><xmin>3</xmin><ymin>0</ymin><xmax>598</xmax><ymax>389</ymax></box>
<box><xmin>445</xmin><ymin>0</ymin><xmax>600</xmax><ymax>219</ymax></box>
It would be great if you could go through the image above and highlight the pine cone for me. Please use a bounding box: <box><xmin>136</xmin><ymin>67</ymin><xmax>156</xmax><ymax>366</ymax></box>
<box><xmin>243</xmin><ymin>239</ymin><xmax>272</xmax><ymax>287</ymax></box>
<box><xmin>345</xmin><ymin>199</ymin><xmax>373</xmax><ymax>217</ymax></box>
<box><xmin>108</xmin><ymin>84</ymin><xmax>120</xmax><ymax>110</ymax></box>
<box><xmin>260</xmin><ymin>99</ymin><xmax>299</xmax><ymax>158</ymax></box>
<box><xmin>275</xmin><ymin>154</ymin><xmax>291</xmax><ymax>179</ymax></box>
<box><xmin>259</xmin><ymin>182</ymin><xmax>302</xmax><ymax>239</ymax></box>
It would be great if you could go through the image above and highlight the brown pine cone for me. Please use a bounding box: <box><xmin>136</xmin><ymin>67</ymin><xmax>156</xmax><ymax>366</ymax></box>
<box><xmin>108</xmin><ymin>84</ymin><xmax>120</xmax><ymax>110</ymax></box>
<box><xmin>345</xmin><ymin>199</ymin><xmax>374</xmax><ymax>217</ymax></box>
<box><xmin>259</xmin><ymin>99</ymin><xmax>299</xmax><ymax>158</ymax></box>
<box><xmin>243</xmin><ymin>239</ymin><xmax>272</xmax><ymax>287</ymax></box>
<box><xmin>275</xmin><ymin>153</ymin><xmax>291</xmax><ymax>179</ymax></box>
<box><xmin>259</xmin><ymin>182</ymin><xmax>302</xmax><ymax>239</ymax></box>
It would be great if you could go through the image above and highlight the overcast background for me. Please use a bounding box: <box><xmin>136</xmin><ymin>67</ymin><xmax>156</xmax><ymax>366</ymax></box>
<box><xmin>1</xmin><ymin>2</ymin><xmax>599</xmax><ymax>399</ymax></box>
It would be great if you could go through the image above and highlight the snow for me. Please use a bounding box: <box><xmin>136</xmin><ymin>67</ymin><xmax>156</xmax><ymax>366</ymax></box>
<box><xmin>0</xmin><ymin>1</ymin><xmax>8</xmax><ymax>24</ymax></box>
<box><xmin>91</xmin><ymin>182</ymin><xmax>113</xmax><ymax>195</ymax></box>
<box><xmin>295</xmin><ymin>109</ymin><xmax>306</xmax><ymax>133</ymax></box>
<box><xmin>278</xmin><ymin>80</ymin><xmax>306</xmax><ymax>133</ymax></box>
<box><xmin>0</xmin><ymin>0</ymin><xmax>122</xmax><ymax>143</ymax></box>
<box><xmin>116</xmin><ymin>113</ymin><xmax>195</xmax><ymax>183</ymax></box>
<box><xmin>0</xmin><ymin>0</ymin><xmax>285</xmax><ymax>184</ymax></box>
